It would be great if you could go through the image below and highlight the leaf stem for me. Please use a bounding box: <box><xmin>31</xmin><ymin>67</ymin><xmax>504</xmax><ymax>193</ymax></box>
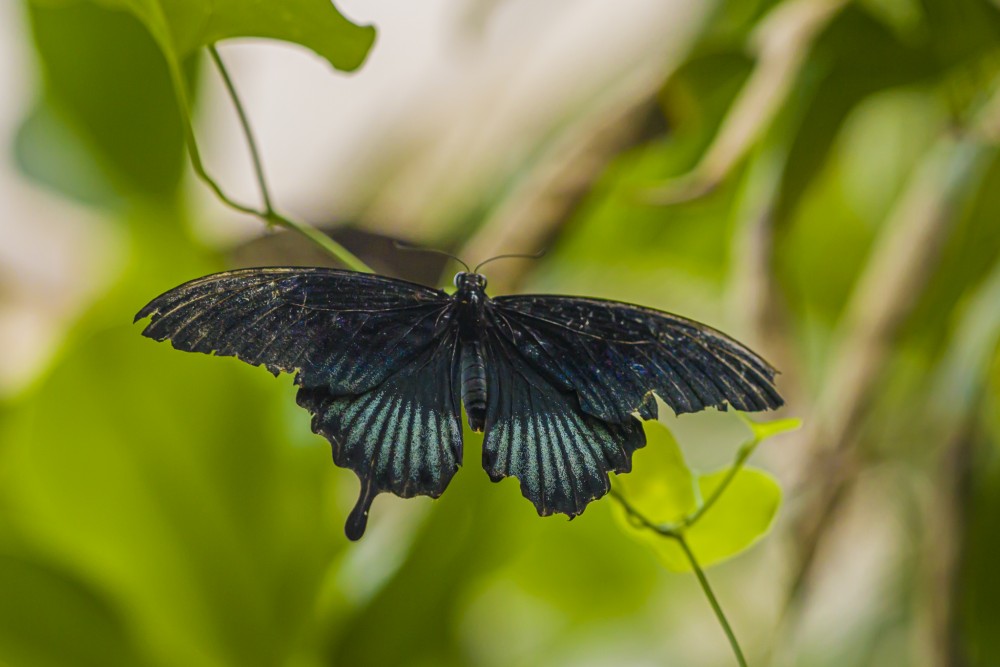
<box><xmin>675</xmin><ymin>533</ymin><xmax>749</xmax><ymax>667</ymax></box>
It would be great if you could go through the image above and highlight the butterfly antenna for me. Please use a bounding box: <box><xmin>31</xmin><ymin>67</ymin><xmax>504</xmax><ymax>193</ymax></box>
<box><xmin>473</xmin><ymin>249</ymin><xmax>546</xmax><ymax>273</ymax></box>
<box><xmin>393</xmin><ymin>240</ymin><xmax>471</xmax><ymax>272</ymax></box>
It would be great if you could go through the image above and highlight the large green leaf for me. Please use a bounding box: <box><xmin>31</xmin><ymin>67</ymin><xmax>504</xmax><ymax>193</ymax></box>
<box><xmin>35</xmin><ymin>0</ymin><xmax>375</xmax><ymax>72</ymax></box>
<box><xmin>18</xmin><ymin>0</ymin><xmax>374</xmax><ymax>207</ymax></box>
<box><xmin>0</xmin><ymin>218</ymin><xmax>340</xmax><ymax>666</ymax></box>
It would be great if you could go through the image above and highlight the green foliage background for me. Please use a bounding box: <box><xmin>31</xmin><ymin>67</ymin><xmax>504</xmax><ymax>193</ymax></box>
<box><xmin>3</xmin><ymin>0</ymin><xmax>1000</xmax><ymax>665</ymax></box>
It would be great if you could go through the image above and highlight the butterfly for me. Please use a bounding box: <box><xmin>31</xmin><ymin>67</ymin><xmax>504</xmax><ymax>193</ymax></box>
<box><xmin>135</xmin><ymin>263</ymin><xmax>783</xmax><ymax>540</ymax></box>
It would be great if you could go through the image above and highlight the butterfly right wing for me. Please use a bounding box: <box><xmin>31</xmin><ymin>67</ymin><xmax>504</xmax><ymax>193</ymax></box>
<box><xmin>491</xmin><ymin>294</ymin><xmax>782</xmax><ymax>423</ymax></box>
<box><xmin>478</xmin><ymin>293</ymin><xmax>781</xmax><ymax>519</ymax></box>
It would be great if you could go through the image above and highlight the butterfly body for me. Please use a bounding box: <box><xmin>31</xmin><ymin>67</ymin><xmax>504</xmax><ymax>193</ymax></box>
<box><xmin>454</xmin><ymin>272</ymin><xmax>491</xmax><ymax>432</ymax></box>
<box><xmin>135</xmin><ymin>266</ymin><xmax>783</xmax><ymax>539</ymax></box>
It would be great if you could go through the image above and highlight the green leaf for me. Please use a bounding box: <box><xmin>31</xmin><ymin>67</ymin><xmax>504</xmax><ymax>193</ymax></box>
<box><xmin>0</xmin><ymin>217</ymin><xmax>339</xmax><ymax>666</ymax></box>
<box><xmin>612</xmin><ymin>420</ymin><xmax>783</xmax><ymax>572</ymax></box>
<box><xmin>654</xmin><ymin>467</ymin><xmax>782</xmax><ymax>572</ymax></box>
<box><xmin>73</xmin><ymin>0</ymin><xmax>375</xmax><ymax>72</ymax></box>
<box><xmin>613</xmin><ymin>421</ymin><xmax>696</xmax><ymax>525</ymax></box>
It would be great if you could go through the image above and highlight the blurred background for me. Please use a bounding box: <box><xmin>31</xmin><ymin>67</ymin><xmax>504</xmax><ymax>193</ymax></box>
<box><xmin>2</xmin><ymin>0</ymin><xmax>1000</xmax><ymax>665</ymax></box>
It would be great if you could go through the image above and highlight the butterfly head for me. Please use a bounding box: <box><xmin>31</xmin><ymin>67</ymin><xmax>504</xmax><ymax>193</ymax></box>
<box><xmin>453</xmin><ymin>272</ymin><xmax>488</xmax><ymax>292</ymax></box>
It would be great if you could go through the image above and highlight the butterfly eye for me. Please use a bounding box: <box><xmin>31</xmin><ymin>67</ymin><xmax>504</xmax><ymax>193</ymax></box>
<box><xmin>477</xmin><ymin>275</ymin><xmax>488</xmax><ymax>289</ymax></box>
<box><xmin>453</xmin><ymin>272</ymin><xmax>467</xmax><ymax>288</ymax></box>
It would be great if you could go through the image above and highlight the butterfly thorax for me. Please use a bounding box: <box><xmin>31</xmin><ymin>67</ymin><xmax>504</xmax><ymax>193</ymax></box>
<box><xmin>454</xmin><ymin>272</ymin><xmax>490</xmax><ymax>431</ymax></box>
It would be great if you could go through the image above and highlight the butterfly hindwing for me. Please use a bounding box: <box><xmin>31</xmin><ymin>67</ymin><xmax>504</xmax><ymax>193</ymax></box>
<box><xmin>490</xmin><ymin>295</ymin><xmax>783</xmax><ymax>424</ymax></box>
<box><xmin>482</xmin><ymin>326</ymin><xmax>646</xmax><ymax>517</ymax></box>
<box><xmin>297</xmin><ymin>328</ymin><xmax>463</xmax><ymax>539</ymax></box>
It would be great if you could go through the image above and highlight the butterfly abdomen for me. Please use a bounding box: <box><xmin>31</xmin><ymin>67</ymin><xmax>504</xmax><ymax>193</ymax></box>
<box><xmin>460</xmin><ymin>341</ymin><xmax>487</xmax><ymax>432</ymax></box>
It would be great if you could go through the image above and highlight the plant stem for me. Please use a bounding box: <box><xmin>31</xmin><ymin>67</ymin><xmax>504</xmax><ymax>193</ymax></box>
<box><xmin>610</xmin><ymin>489</ymin><xmax>751</xmax><ymax>667</ymax></box>
<box><xmin>609</xmin><ymin>488</ymin><xmax>677</xmax><ymax>537</ymax></box>
<box><xmin>266</xmin><ymin>210</ymin><xmax>373</xmax><ymax>272</ymax></box>
<box><xmin>208</xmin><ymin>44</ymin><xmax>273</xmax><ymax>212</ymax></box>
<box><xmin>614</xmin><ymin>432</ymin><xmax>760</xmax><ymax>532</ymax></box>
<box><xmin>675</xmin><ymin>533</ymin><xmax>749</xmax><ymax>667</ymax></box>
<box><xmin>177</xmin><ymin>44</ymin><xmax>373</xmax><ymax>273</ymax></box>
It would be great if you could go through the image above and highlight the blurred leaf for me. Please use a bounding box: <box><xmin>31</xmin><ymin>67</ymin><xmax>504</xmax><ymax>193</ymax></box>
<box><xmin>13</xmin><ymin>96</ymin><xmax>121</xmax><ymax>207</ymax></box>
<box><xmin>961</xmin><ymin>455</ymin><xmax>1000</xmax><ymax>663</ymax></box>
<box><xmin>776</xmin><ymin>89</ymin><xmax>945</xmax><ymax>328</ymax></box>
<box><xmin>21</xmin><ymin>1</ymin><xmax>191</xmax><ymax>203</ymax></box>
<box><xmin>906</xmin><ymin>154</ymin><xmax>1000</xmax><ymax>356</ymax></box>
<box><xmin>0</xmin><ymin>553</ymin><xmax>149</xmax><ymax>667</ymax></box>
<box><xmin>773</xmin><ymin>5</ymin><xmax>933</xmax><ymax>233</ymax></box>
<box><xmin>0</xmin><ymin>216</ymin><xmax>339</xmax><ymax>666</ymax></box>
<box><xmin>921</xmin><ymin>0</ymin><xmax>1000</xmax><ymax>68</ymax></box>
<box><xmin>654</xmin><ymin>468</ymin><xmax>781</xmax><ymax>572</ymax></box>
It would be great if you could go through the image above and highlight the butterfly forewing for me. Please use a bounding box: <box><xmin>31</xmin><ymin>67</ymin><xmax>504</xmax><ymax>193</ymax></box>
<box><xmin>135</xmin><ymin>267</ymin><xmax>451</xmax><ymax>394</ymax></box>
<box><xmin>490</xmin><ymin>295</ymin><xmax>783</xmax><ymax>424</ymax></box>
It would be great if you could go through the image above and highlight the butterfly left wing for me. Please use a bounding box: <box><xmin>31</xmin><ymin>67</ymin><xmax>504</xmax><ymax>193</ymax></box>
<box><xmin>490</xmin><ymin>294</ymin><xmax>783</xmax><ymax>424</ymax></box>
<box><xmin>478</xmin><ymin>294</ymin><xmax>781</xmax><ymax>519</ymax></box>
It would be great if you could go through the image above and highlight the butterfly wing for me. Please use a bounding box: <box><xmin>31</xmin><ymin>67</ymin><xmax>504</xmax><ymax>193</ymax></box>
<box><xmin>135</xmin><ymin>267</ymin><xmax>451</xmax><ymax>395</ymax></box>
<box><xmin>481</xmin><ymin>323</ymin><xmax>646</xmax><ymax>518</ymax></box>
<box><xmin>491</xmin><ymin>295</ymin><xmax>783</xmax><ymax>424</ymax></box>
<box><xmin>136</xmin><ymin>267</ymin><xmax>463</xmax><ymax>539</ymax></box>
<box><xmin>478</xmin><ymin>294</ymin><xmax>781</xmax><ymax>518</ymax></box>
<box><xmin>297</xmin><ymin>327</ymin><xmax>462</xmax><ymax>540</ymax></box>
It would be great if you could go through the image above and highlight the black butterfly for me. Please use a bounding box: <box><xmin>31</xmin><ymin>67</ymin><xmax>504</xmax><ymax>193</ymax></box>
<box><xmin>135</xmin><ymin>265</ymin><xmax>782</xmax><ymax>539</ymax></box>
